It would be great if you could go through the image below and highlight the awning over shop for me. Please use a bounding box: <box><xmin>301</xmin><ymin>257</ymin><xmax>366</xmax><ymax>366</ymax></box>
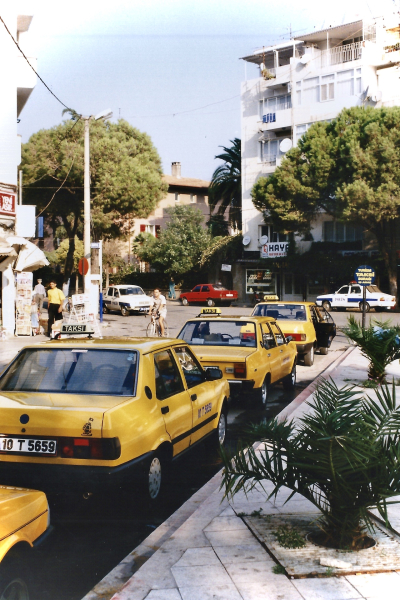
<box><xmin>0</xmin><ymin>243</ymin><xmax>18</xmax><ymax>272</ymax></box>
<box><xmin>6</xmin><ymin>236</ymin><xmax>49</xmax><ymax>272</ymax></box>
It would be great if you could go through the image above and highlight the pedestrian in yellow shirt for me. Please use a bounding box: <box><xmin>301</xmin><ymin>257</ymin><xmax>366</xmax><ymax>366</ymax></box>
<box><xmin>47</xmin><ymin>280</ymin><xmax>65</xmax><ymax>336</ymax></box>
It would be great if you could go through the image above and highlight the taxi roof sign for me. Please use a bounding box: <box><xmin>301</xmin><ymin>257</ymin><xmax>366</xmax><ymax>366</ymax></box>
<box><xmin>199</xmin><ymin>307</ymin><xmax>222</xmax><ymax>315</ymax></box>
<box><xmin>263</xmin><ymin>294</ymin><xmax>279</xmax><ymax>301</ymax></box>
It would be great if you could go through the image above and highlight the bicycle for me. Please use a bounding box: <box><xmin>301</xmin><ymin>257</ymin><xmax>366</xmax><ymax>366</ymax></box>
<box><xmin>146</xmin><ymin>312</ymin><xmax>169</xmax><ymax>337</ymax></box>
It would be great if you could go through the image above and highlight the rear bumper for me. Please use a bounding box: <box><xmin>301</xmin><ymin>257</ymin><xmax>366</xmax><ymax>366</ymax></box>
<box><xmin>227</xmin><ymin>379</ymin><xmax>255</xmax><ymax>395</ymax></box>
<box><xmin>0</xmin><ymin>452</ymin><xmax>154</xmax><ymax>496</ymax></box>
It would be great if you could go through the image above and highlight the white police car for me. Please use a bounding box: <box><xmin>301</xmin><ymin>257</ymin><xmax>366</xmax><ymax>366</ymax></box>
<box><xmin>316</xmin><ymin>283</ymin><xmax>396</xmax><ymax>312</ymax></box>
<box><xmin>103</xmin><ymin>285</ymin><xmax>153</xmax><ymax>316</ymax></box>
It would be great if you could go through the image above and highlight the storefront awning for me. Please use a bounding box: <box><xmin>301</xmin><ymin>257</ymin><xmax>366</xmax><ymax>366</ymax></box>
<box><xmin>6</xmin><ymin>236</ymin><xmax>49</xmax><ymax>272</ymax></box>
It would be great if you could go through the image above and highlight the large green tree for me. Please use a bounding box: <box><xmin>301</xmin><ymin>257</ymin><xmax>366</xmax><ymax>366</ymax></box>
<box><xmin>252</xmin><ymin>107</ymin><xmax>400</xmax><ymax>296</ymax></box>
<box><xmin>209</xmin><ymin>138</ymin><xmax>242</xmax><ymax>230</ymax></box>
<box><xmin>135</xmin><ymin>205</ymin><xmax>210</xmax><ymax>275</ymax></box>
<box><xmin>22</xmin><ymin>118</ymin><xmax>167</xmax><ymax>283</ymax></box>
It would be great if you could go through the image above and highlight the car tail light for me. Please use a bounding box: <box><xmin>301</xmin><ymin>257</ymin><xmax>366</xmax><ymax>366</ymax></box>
<box><xmin>285</xmin><ymin>333</ymin><xmax>306</xmax><ymax>342</ymax></box>
<box><xmin>234</xmin><ymin>363</ymin><xmax>246</xmax><ymax>378</ymax></box>
<box><xmin>59</xmin><ymin>437</ymin><xmax>121</xmax><ymax>460</ymax></box>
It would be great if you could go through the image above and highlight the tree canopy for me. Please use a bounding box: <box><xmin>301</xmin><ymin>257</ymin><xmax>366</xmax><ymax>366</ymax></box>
<box><xmin>134</xmin><ymin>205</ymin><xmax>210</xmax><ymax>275</ymax></box>
<box><xmin>252</xmin><ymin>107</ymin><xmax>400</xmax><ymax>295</ymax></box>
<box><xmin>21</xmin><ymin>118</ymin><xmax>167</xmax><ymax>282</ymax></box>
<box><xmin>209</xmin><ymin>138</ymin><xmax>241</xmax><ymax>230</ymax></box>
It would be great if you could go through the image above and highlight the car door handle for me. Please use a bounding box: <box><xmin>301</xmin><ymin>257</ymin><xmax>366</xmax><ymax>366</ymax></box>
<box><xmin>191</xmin><ymin>394</ymin><xmax>197</xmax><ymax>402</ymax></box>
<box><xmin>280</xmin><ymin>349</ymin><xmax>283</xmax><ymax>353</ymax></box>
<box><xmin>161</xmin><ymin>406</ymin><xmax>169</xmax><ymax>414</ymax></box>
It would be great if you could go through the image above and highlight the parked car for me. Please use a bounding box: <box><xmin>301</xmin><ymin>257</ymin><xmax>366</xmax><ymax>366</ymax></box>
<box><xmin>180</xmin><ymin>284</ymin><xmax>238</xmax><ymax>307</ymax></box>
<box><xmin>316</xmin><ymin>283</ymin><xmax>396</xmax><ymax>312</ymax></box>
<box><xmin>251</xmin><ymin>301</ymin><xmax>336</xmax><ymax>366</ymax></box>
<box><xmin>0</xmin><ymin>336</ymin><xmax>229</xmax><ymax>503</ymax></box>
<box><xmin>103</xmin><ymin>285</ymin><xmax>153</xmax><ymax>316</ymax></box>
<box><xmin>176</xmin><ymin>308</ymin><xmax>297</xmax><ymax>406</ymax></box>
<box><xmin>0</xmin><ymin>485</ymin><xmax>50</xmax><ymax>599</ymax></box>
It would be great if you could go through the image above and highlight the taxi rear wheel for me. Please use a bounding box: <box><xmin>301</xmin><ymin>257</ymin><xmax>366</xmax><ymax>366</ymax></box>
<box><xmin>304</xmin><ymin>346</ymin><xmax>314</xmax><ymax>367</ymax></box>
<box><xmin>145</xmin><ymin>453</ymin><xmax>166</xmax><ymax>503</ymax></box>
<box><xmin>254</xmin><ymin>378</ymin><xmax>269</xmax><ymax>408</ymax></box>
<box><xmin>359</xmin><ymin>301</ymin><xmax>370</xmax><ymax>312</ymax></box>
<box><xmin>322</xmin><ymin>301</ymin><xmax>331</xmax><ymax>311</ymax></box>
<box><xmin>283</xmin><ymin>364</ymin><xmax>296</xmax><ymax>390</ymax></box>
<box><xmin>0</xmin><ymin>577</ymin><xmax>29</xmax><ymax>600</ymax></box>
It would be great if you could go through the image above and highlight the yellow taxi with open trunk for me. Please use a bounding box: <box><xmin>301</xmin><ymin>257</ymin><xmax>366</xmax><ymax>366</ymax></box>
<box><xmin>176</xmin><ymin>308</ymin><xmax>297</xmax><ymax>406</ymax></box>
<box><xmin>0</xmin><ymin>335</ymin><xmax>229</xmax><ymax>503</ymax></box>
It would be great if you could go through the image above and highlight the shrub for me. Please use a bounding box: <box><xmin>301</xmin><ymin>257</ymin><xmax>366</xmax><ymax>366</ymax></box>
<box><xmin>221</xmin><ymin>379</ymin><xmax>400</xmax><ymax>550</ymax></box>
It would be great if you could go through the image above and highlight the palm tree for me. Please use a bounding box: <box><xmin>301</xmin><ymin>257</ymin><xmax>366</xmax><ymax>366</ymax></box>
<box><xmin>209</xmin><ymin>138</ymin><xmax>241</xmax><ymax>231</ymax></box>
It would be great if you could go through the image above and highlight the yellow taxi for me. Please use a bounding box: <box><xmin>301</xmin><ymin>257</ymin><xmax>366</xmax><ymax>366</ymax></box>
<box><xmin>0</xmin><ymin>485</ymin><xmax>50</xmax><ymax>599</ymax></box>
<box><xmin>0</xmin><ymin>336</ymin><xmax>229</xmax><ymax>503</ymax></box>
<box><xmin>176</xmin><ymin>308</ymin><xmax>297</xmax><ymax>407</ymax></box>
<box><xmin>251</xmin><ymin>302</ymin><xmax>336</xmax><ymax>366</ymax></box>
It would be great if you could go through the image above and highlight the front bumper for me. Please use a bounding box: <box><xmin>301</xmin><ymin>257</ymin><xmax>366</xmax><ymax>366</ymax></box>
<box><xmin>0</xmin><ymin>452</ymin><xmax>154</xmax><ymax>496</ymax></box>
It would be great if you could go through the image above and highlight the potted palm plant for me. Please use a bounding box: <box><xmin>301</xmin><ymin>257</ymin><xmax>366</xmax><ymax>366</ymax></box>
<box><xmin>222</xmin><ymin>379</ymin><xmax>400</xmax><ymax>550</ymax></box>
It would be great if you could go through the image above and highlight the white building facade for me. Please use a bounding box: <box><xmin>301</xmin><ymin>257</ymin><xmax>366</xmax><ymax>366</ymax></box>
<box><xmin>239</xmin><ymin>15</ymin><xmax>400</xmax><ymax>302</ymax></box>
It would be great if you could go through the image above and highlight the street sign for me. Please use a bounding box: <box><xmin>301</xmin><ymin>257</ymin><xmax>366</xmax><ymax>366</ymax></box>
<box><xmin>78</xmin><ymin>258</ymin><xmax>89</xmax><ymax>276</ymax></box>
<box><xmin>91</xmin><ymin>242</ymin><xmax>100</xmax><ymax>249</ymax></box>
<box><xmin>354</xmin><ymin>265</ymin><xmax>375</xmax><ymax>286</ymax></box>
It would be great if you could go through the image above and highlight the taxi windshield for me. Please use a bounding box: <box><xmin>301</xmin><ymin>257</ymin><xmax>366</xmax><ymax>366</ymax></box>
<box><xmin>0</xmin><ymin>349</ymin><xmax>138</xmax><ymax>396</ymax></box>
<box><xmin>178</xmin><ymin>320</ymin><xmax>257</xmax><ymax>347</ymax></box>
<box><xmin>119</xmin><ymin>287</ymin><xmax>144</xmax><ymax>295</ymax></box>
<box><xmin>253</xmin><ymin>304</ymin><xmax>307</xmax><ymax>321</ymax></box>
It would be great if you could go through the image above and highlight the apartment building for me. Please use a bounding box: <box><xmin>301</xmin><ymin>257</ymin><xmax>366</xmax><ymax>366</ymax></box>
<box><xmin>239</xmin><ymin>14</ymin><xmax>400</xmax><ymax>302</ymax></box>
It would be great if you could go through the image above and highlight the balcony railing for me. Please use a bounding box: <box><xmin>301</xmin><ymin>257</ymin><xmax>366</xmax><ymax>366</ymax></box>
<box><xmin>321</xmin><ymin>41</ymin><xmax>363</xmax><ymax>67</ymax></box>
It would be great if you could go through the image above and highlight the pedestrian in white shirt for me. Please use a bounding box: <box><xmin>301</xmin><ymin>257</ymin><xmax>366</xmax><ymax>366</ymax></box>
<box><xmin>150</xmin><ymin>288</ymin><xmax>167</xmax><ymax>336</ymax></box>
<box><xmin>33</xmin><ymin>279</ymin><xmax>46</xmax><ymax>313</ymax></box>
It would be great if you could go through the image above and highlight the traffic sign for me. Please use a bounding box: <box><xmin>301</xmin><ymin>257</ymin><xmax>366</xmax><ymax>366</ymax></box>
<box><xmin>354</xmin><ymin>265</ymin><xmax>375</xmax><ymax>287</ymax></box>
<box><xmin>78</xmin><ymin>257</ymin><xmax>89</xmax><ymax>276</ymax></box>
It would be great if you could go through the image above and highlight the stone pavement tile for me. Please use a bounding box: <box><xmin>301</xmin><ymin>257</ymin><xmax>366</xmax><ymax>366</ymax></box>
<box><xmin>171</xmin><ymin>564</ymin><xmax>232</xmax><ymax>588</ymax></box>
<box><xmin>204</xmin><ymin>516</ymin><xmax>248</xmax><ymax>532</ymax></box>
<box><xmin>292</xmin><ymin>577</ymin><xmax>363</xmax><ymax>599</ymax></box>
<box><xmin>178</xmin><ymin>583</ymin><xmax>243</xmax><ymax>600</ymax></box>
<box><xmin>275</xmin><ymin>499</ymin><xmax>317</xmax><ymax>513</ymax></box>
<box><xmin>346</xmin><ymin>572</ymin><xmax>400</xmax><ymax>598</ymax></box>
<box><xmin>237</xmin><ymin>579</ymin><xmax>304</xmax><ymax>600</ymax></box>
<box><xmin>174</xmin><ymin>547</ymin><xmax>220</xmax><ymax>567</ymax></box>
<box><xmin>162</xmin><ymin>530</ymin><xmax>211</xmax><ymax>551</ymax></box>
<box><xmin>205</xmin><ymin>528</ymin><xmax>257</xmax><ymax>547</ymax></box>
<box><xmin>219</xmin><ymin>507</ymin><xmax>236</xmax><ymax>517</ymax></box>
<box><xmin>145</xmin><ymin>591</ymin><xmax>182</xmax><ymax>600</ymax></box>
<box><xmin>230</xmin><ymin>501</ymin><xmax>280</xmax><ymax>515</ymax></box>
<box><xmin>225</xmin><ymin>560</ymin><xmax>280</xmax><ymax>584</ymax></box>
<box><xmin>213</xmin><ymin>544</ymin><xmax>274</xmax><ymax>564</ymax></box>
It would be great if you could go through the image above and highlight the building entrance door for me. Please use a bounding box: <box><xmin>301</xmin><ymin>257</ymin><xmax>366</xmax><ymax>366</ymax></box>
<box><xmin>282</xmin><ymin>273</ymin><xmax>303</xmax><ymax>301</ymax></box>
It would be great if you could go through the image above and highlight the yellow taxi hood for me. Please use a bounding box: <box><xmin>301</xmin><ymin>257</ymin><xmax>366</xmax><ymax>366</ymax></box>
<box><xmin>194</xmin><ymin>346</ymin><xmax>256</xmax><ymax>362</ymax></box>
<box><xmin>0</xmin><ymin>486</ymin><xmax>48</xmax><ymax>541</ymax></box>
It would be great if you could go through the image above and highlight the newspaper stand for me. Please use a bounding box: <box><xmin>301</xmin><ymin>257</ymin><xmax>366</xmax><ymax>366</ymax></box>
<box><xmin>62</xmin><ymin>293</ymin><xmax>102</xmax><ymax>338</ymax></box>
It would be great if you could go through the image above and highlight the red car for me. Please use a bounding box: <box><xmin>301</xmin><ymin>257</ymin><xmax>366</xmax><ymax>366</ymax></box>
<box><xmin>180</xmin><ymin>284</ymin><xmax>238</xmax><ymax>307</ymax></box>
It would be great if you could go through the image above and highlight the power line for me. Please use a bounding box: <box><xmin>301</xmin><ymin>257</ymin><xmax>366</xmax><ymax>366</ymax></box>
<box><xmin>0</xmin><ymin>14</ymin><xmax>73</xmax><ymax>112</ymax></box>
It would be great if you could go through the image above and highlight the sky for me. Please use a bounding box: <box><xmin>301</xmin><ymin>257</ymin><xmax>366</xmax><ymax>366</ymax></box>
<box><xmin>15</xmin><ymin>0</ymin><xmax>399</xmax><ymax>181</ymax></box>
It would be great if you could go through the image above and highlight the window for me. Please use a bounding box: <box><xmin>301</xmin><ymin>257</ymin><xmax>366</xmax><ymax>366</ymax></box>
<box><xmin>139</xmin><ymin>224</ymin><xmax>157</xmax><ymax>236</ymax></box>
<box><xmin>201</xmin><ymin>286</ymin><xmax>210</xmax><ymax>292</ymax></box>
<box><xmin>174</xmin><ymin>346</ymin><xmax>205</xmax><ymax>389</ymax></box>
<box><xmin>321</xmin><ymin>74</ymin><xmax>334</xmax><ymax>101</ymax></box>
<box><xmin>193</xmin><ymin>286</ymin><xmax>201</xmax><ymax>292</ymax></box>
<box><xmin>246</xmin><ymin>269</ymin><xmax>276</xmax><ymax>296</ymax></box>
<box><xmin>259</xmin><ymin>93</ymin><xmax>292</xmax><ymax>118</ymax></box>
<box><xmin>190</xmin><ymin>194</ymin><xmax>196</xmax><ymax>203</ymax></box>
<box><xmin>261</xmin><ymin>322</ymin><xmax>276</xmax><ymax>349</ymax></box>
<box><xmin>154</xmin><ymin>350</ymin><xmax>184</xmax><ymax>400</ymax></box>
<box><xmin>350</xmin><ymin>285</ymin><xmax>361</xmax><ymax>294</ymax></box>
<box><xmin>107</xmin><ymin>288</ymin><xmax>114</xmax><ymax>297</ymax></box>
<box><xmin>337</xmin><ymin>286</ymin><xmax>349</xmax><ymax>294</ymax></box>
<box><xmin>323</xmin><ymin>221</ymin><xmax>363</xmax><ymax>242</ymax></box>
<box><xmin>296</xmin><ymin>81</ymin><xmax>301</xmax><ymax>105</ymax></box>
<box><xmin>178</xmin><ymin>320</ymin><xmax>257</xmax><ymax>348</ymax></box>
<box><xmin>260</xmin><ymin>139</ymin><xmax>287</xmax><ymax>164</ymax></box>
<box><xmin>337</xmin><ymin>69</ymin><xmax>354</xmax><ymax>97</ymax></box>
<box><xmin>155</xmin><ymin>225</ymin><xmax>161</xmax><ymax>238</ymax></box>
<box><xmin>0</xmin><ymin>349</ymin><xmax>138</xmax><ymax>396</ymax></box>
<box><xmin>175</xmin><ymin>193</ymin><xmax>180</xmax><ymax>202</ymax></box>
<box><xmin>303</xmin><ymin>77</ymin><xmax>319</xmax><ymax>103</ymax></box>
<box><xmin>270</xmin><ymin>322</ymin><xmax>285</xmax><ymax>346</ymax></box>
<box><xmin>259</xmin><ymin>224</ymin><xmax>288</xmax><ymax>243</ymax></box>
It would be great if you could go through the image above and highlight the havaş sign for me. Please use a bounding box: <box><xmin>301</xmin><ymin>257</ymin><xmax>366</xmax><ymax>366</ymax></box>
<box><xmin>261</xmin><ymin>242</ymin><xmax>289</xmax><ymax>258</ymax></box>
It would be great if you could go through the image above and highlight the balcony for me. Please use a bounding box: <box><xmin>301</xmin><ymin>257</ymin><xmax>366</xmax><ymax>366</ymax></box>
<box><xmin>321</xmin><ymin>41</ymin><xmax>363</xmax><ymax>67</ymax></box>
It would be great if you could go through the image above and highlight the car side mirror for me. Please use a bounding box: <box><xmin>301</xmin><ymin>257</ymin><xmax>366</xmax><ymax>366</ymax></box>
<box><xmin>205</xmin><ymin>367</ymin><xmax>223</xmax><ymax>381</ymax></box>
<box><xmin>286</xmin><ymin>335</ymin><xmax>293</xmax><ymax>343</ymax></box>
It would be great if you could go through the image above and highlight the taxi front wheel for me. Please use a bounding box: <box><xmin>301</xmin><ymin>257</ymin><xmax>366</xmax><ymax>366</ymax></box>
<box><xmin>211</xmin><ymin>410</ymin><xmax>227</xmax><ymax>447</ymax></box>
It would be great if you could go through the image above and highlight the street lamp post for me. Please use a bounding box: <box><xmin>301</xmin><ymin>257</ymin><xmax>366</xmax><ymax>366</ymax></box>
<box><xmin>81</xmin><ymin>109</ymin><xmax>113</xmax><ymax>304</ymax></box>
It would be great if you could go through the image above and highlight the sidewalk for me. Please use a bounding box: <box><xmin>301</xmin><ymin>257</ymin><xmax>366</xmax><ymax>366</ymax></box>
<box><xmin>84</xmin><ymin>347</ymin><xmax>400</xmax><ymax>600</ymax></box>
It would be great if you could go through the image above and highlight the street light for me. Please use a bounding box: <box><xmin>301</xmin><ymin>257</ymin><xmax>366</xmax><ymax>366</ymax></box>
<box><xmin>81</xmin><ymin>109</ymin><xmax>113</xmax><ymax>302</ymax></box>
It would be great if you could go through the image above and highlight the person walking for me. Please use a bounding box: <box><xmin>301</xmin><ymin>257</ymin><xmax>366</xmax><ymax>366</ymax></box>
<box><xmin>168</xmin><ymin>277</ymin><xmax>176</xmax><ymax>300</ymax></box>
<box><xmin>150</xmin><ymin>288</ymin><xmax>167</xmax><ymax>336</ymax></box>
<box><xmin>33</xmin><ymin>278</ymin><xmax>46</xmax><ymax>313</ymax></box>
<box><xmin>47</xmin><ymin>280</ymin><xmax>65</xmax><ymax>337</ymax></box>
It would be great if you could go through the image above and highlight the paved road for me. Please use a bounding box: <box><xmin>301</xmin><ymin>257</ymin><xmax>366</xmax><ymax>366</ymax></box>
<box><xmin>0</xmin><ymin>303</ymin><xmax>397</xmax><ymax>600</ymax></box>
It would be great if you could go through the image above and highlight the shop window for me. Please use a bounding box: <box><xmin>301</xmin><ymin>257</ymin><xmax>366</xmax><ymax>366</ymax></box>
<box><xmin>246</xmin><ymin>269</ymin><xmax>276</xmax><ymax>295</ymax></box>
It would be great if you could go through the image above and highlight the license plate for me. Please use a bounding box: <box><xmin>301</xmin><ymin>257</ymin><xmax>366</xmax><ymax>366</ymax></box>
<box><xmin>0</xmin><ymin>437</ymin><xmax>57</xmax><ymax>455</ymax></box>
<box><xmin>139</xmin><ymin>307</ymin><xmax>148</xmax><ymax>311</ymax></box>
<box><xmin>226</xmin><ymin>294</ymin><xmax>233</xmax><ymax>297</ymax></box>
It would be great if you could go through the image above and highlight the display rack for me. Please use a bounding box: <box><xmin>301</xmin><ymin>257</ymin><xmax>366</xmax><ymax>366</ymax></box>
<box><xmin>62</xmin><ymin>293</ymin><xmax>102</xmax><ymax>337</ymax></box>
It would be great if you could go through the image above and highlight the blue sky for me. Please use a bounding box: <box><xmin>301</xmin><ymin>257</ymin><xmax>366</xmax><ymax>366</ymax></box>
<box><xmin>17</xmin><ymin>0</ymin><xmax>398</xmax><ymax>180</ymax></box>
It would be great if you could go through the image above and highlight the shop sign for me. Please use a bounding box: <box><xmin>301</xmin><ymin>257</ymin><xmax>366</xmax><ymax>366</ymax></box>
<box><xmin>261</xmin><ymin>242</ymin><xmax>289</xmax><ymax>258</ymax></box>
<box><xmin>221</xmin><ymin>264</ymin><xmax>231</xmax><ymax>272</ymax></box>
<box><xmin>0</xmin><ymin>191</ymin><xmax>16</xmax><ymax>216</ymax></box>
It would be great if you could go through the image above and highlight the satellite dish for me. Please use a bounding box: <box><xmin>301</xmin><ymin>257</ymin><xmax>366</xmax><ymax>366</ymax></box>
<box><xmin>242</xmin><ymin>235</ymin><xmax>251</xmax><ymax>246</ymax></box>
<box><xmin>260</xmin><ymin>235</ymin><xmax>269</xmax><ymax>245</ymax></box>
<box><xmin>300</xmin><ymin>54</ymin><xmax>311</xmax><ymax>65</ymax></box>
<box><xmin>279</xmin><ymin>138</ymin><xmax>292</xmax><ymax>153</ymax></box>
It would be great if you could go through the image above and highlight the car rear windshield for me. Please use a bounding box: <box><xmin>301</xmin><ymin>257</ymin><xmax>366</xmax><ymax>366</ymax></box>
<box><xmin>253</xmin><ymin>304</ymin><xmax>307</xmax><ymax>321</ymax></box>
<box><xmin>119</xmin><ymin>287</ymin><xmax>145</xmax><ymax>295</ymax></box>
<box><xmin>0</xmin><ymin>349</ymin><xmax>138</xmax><ymax>395</ymax></box>
<box><xmin>366</xmin><ymin>285</ymin><xmax>382</xmax><ymax>293</ymax></box>
<box><xmin>178</xmin><ymin>320</ymin><xmax>257</xmax><ymax>347</ymax></box>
